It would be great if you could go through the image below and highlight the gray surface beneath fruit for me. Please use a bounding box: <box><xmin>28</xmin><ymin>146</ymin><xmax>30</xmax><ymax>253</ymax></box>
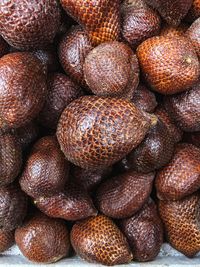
<box><xmin>1</xmin><ymin>243</ymin><xmax>200</xmax><ymax>266</ymax></box>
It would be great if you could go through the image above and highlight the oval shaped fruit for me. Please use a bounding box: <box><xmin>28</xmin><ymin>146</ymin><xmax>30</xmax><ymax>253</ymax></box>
<box><xmin>159</xmin><ymin>192</ymin><xmax>200</xmax><ymax>257</ymax></box>
<box><xmin>57</xmin><ymin>96</ymin><xmax>152</xmax><ymax>169</ymax></box>
<box><xmin>34</xmin><ymin>182</ymin><xmax>97</xmax><ymax>221</ymax></box>
<box><xmin>0</xmin><ymin>133</ymin><xmax>22</xmax><ymax>186</ymax></box>
<box><xmin>131</xmin><ymin>84</ymin><xmax>157</xmax><ymax>113</ymax></box>
<box><xmin>127</xmin><ymin>119</ymin><xmax>175</xmax><ymax>173</ymax></box>
<box><xmin>15</xmin><ymin>213</ymin><xmax>70</xmax><ymax>263</ymax></box>
<box><xmin>60</xmin><ymin>0</ymin><xmax>120</xmax><ymax>46</ymax></box>
<box><xmin>0</xmin><ymin>229</ymin><xmax>14</xmax><ymax>253</ymax></box>
<box><xmin>186</xmin><ymin>18</ymin><xmax>200</xmax><ymax>57</ymax></box>
<box><xmin>70</xmin><ymin>215</ymin><xmax>133</xmax><ymax>265</ymax></box>
<box><xmin>137</xmin><ymin>36</ymin><xmax>200</xmax><ymax>95</ymax></box>
<box><xmin>96</xmin><ymin>170</ymin><xmax>154</xmax><ymax>219</ymax></box>
<box><xmin>121</xmin><ymin>0</ymin><xmax>161</xmax><ymax>49</ymax></box>
<box><xmin>38</xmin><ymin>73</ymin><xmax>83</xmax><ymax>129</ymax></box>
<box><xmin>84</xmin><ymin>41</ymin><xmax>139</xmax><ymax>98</ymax></box>
<box><xmin>0</xmin><ymin>36</ymin><xmax>9</xmax><ymax>58</ymax></box>
<box><xmin>58</xmin><ymin>26</ymin><xmax>93</xmax><ymax>88</ymax></box>
<box><xmin>0</xmin><ymin>52</ymin><xmax>47</xmax><ymax>130</ymax></box>
<box><xmin>164</xmin><ymin>82</ymin><xmax>200</xmax><ymax>132</ymax></box>
<box><xmin>0</xmin><ymin>183</ymin><xmax>27</xmax><ymax>231</ymax></box>
<box><xmin>0</xmin><ymin>0</ymin><xmax>61</xmax><ymax>50</ymax></box>
<box><xmin>20</xmin><ymin>136</ymin><xmax>69</xmax><ymax>198</ymax></box>
<box><xmin>156</xmin><ymin>143</ymin><xmax>200</xmax><ymax>201</ymax></box>
<box><xmin>119</xmin><ymin>199</ymin><xmax>163</xmax><ymax>262</ymax></box>
<box><xmin>145</xmin><ymin>0</ymin><xmax>193</xmax><ymax>26</ymax></box>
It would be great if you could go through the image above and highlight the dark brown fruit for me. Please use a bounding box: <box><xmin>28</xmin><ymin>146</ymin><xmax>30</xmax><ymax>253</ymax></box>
<box><xmin>34</xmin><ymin>182</ymin><xmax>97</xmax><ymax>221</ymax></box>
<box><xmin>57</xmin><ymin>96</ymin><xmax>152</xmax><ymax>169</ymax></box>
<box><xmin>15</xmin><ymin>213</ymin><xmax>70</xmax><ymax>263</ymax></box>
<box><xmin>119</xmin><ymin>199</ymin><xmax>163</xmax><ymax>262</ymax></box>
<box><xmin>0</xmin><ymin>36</ymin><xmax>9</xmax><ymax>58</ymax></box>
<box><xmin>145</xmin><ymin>0</ymin><xmax>192</xmax><ymax>26</ymax></box>
<box><xmin>0</xmin><ymin>0</ymin><xmax>61</xmax><ymax>50</ymax></box>
<box><xmin>159</xmin><ymin>192</ymin><xmax>200</xmax><ymax>257</ymax></box>
<box><xmin>185</xmin><ymin>0</ymin><xmax>200</xmax><ymax>22</ymax></box>
<box><xmin>84</xmin><ymin>41</ymin><xmax>139</xmax><ymax>98</ymax></box>
<box><xmin>71</xmin><ymin>165</ymin><xmax>112</xmax><ymax>192</ymax></box>
<box><xmin>60</xmin><ymin>0</ymin><xmax>120</xmax><ymax>46</ymax></box>
<box><xmin>127</xmin><ymin>119</ymin><xmax>175</xmax><ymax>173</ymax></box>
<box><xmin>160</xmin><ymin>24</ymin><xmax>188</xmax><ymax>37</ymax></box>
<box><xmin>164</xmin><ymin>82</ymin><xmax>200</xmax><ymax>132</ymax></box>
<box><xmin>38</xmin><ymin>73</ymin><xmax>83</xmax><ymax>129</ymax></box>
<box><xmin>58</xmin><ymin>26</ymin><xmax>93</xmax><ymax>88</ymax></box>
<box><xmin>156</xmin><ymin>143</ymin><xmax>200</xmax><ymax>200</ymax></box>
<box><xmin>0</xmin><ymin>229</ymin><xmax>14</xmax><ymax>253</ymax></box>
<box><xmin>137</xmin><ymin>36</ymin><xmax>200</xmax><ymax>95</ymax></box>
<box><xmin>131</xmin><ymin>84</ymin><xmax>157</xmax><ymax>113</ymax></box>
<box><xmin>96</xmin><ymin>170</ymin><xmax>154</xmax><ymax>219</ymax></box>
<box><xmin>70</xmin><ymin>215</ymin><xmax>133</xmax><ymax>265</ymax></box>
<box><xmin>186</xmin><ymin>18</ymin><xmax>200</xmax><ymax>58</ymax></box>
<box><xmin>0</xmin><ymin>183</ymin><xmax>27</xmax><ymax>231</ymax></box>
<box><xmin>20</xmin><ymin>136</ymin><xmax>69</xmax><ymax>198</ymax></box>
<box><xmin>154</xmin><ymin>105</ymin><xmax>183</xmax><ymax>143</ymax></box>
<box><xmin>121</xmin><ymin>0</ymin><xmax>161</xmax><ymax>50</ymax></box>
<box><xmin>0</xmin><ymin>52</ymin><xmax>47</xmax><ymax>130</ymax></box>
<box><xmin>183</xmin><ymin>131</ymin><xmax>200</xmax><ymax>147</ymax></box>
<box><xmin>0</xmin><ymin>133</ymin><xmax>22</xmax><ymax>186</ymax></box>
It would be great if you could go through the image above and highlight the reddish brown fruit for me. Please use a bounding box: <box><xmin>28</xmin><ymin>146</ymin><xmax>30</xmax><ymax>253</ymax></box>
<box><xmin>120</xmin><ymin>199</ymin><xmax>163</xmax><ymax>262</ymax></box>
<box><xmin>131</xmin><ymin>84</ymin><xmax>157</xmax><ymax>113</ymax></box>
<box><xmin>96</xmin><ymin>170</ymin><xmax>154</xmax><ymax>219</ymax></box>
<box><xmin>0</xmin><ymin>133</ymin><xmax>22</xmax><ymax>186</ymax></box>
<box><xmin>160</xmin><ymin>24</ymin><xmax>188</xmax><ymax>37</ymax></box>
<box><xmin>137</xmin><ymin>36</ymin><xmax>200</xmax><ymax>95</ymax></box>
<box><xmin>20</xmin><ymin>136</ymin><xmax>69</xmax><ymax>198</ymax></box>
<box><xmin>183</xmin><ymin>131</ymin><xmax>200</xmax><ymax>147</ymax></box>
<box><xmin>185</xmin><ymin>0</ymin><xmax>200</xmax><ymax>22</ymax></box>
<box><xmin>34</xmin><ymin>182</ymin><xmax>97</xmax><ymax>221</ymax></box>
<box><xmin>0</xmin><ymin>229</ymin><xmax>14</xmax><ymax>253</ymax></box>
<box><xmin>154</xmin><ymin>105</ymin><xmax>183</xmax><ymax>143</ymax></box>
<box><xmin>164</xmin><ymin>82</ymin><xmax>200</xmax><ymax>132</ymax></box>
<box><xmin>70</xmin><ymin>215</ymin><xmax>133</xmax><ymax>265</ymax></box>
<box><xmin>0</xmin><ymin>36</ymin><xmax>9</xmax><ymax>58</ymax></box>
<box><xmin>121</xmin><ymin>0</ymin><xmax>161</xmax><ymax>49</ymax></box>
<box><xmin>156</xmin><ymin>143</ymin><xmax>200</xmax><ymax>200</ymax></box>
<box><xmin>127</xmin><ymin>119</ymin><xmax>175</xmax><ymax>173</ymax></box>
<box><xmin>145</xmin><ymin>0</ymin><xmax>193</xmax><ymax>26</ymax></box>
<box><xmin>186</xmin><ymin>18</ymin><xmax>200</xmax><ymax>58</ymax></box>
<box><xmin>60</xmin><ymin>0</ymin><xmax>120</xmax><ymax>46</ymax></box>
<box><xmin>0</xmin><ymin>0</ymin><xmax>61</xmax><ymax>50</ymax></box>
<box><xmin>15</xmin><ymin>213</ymin><xmax>70</xmax><ymax>263</ymax></box>
<box><xmin>57</xmin><ymin>96</ymin><xmax>152</xmax><ymax>169</ymax></box>
<box><xmin>38</xmin><ymin>73</ymin><xmax>83</xmax><ymax>129</ymax></box>
<box><xmin>84</xmin><ymin>41</ymin><xmax>139</xmax><ymax>98</ymax></box>
<box><xmin>159</xmin><ymin>192</ymin><xmax>200</xmax><ymax>257</ymax></box>
<box><xmin>58</xmin><ymin>26</ymin><xmax>93</xmax><ymax>88</ymax></box>
<box><xmin>0</xmin><ymin>52</ymin><xmax>47</xmax><ymax>130</ymax></box>
<box><xmin>0</xmin><ymin>184</ymin><xmax>27</xmax><ymax>231</ymax></box>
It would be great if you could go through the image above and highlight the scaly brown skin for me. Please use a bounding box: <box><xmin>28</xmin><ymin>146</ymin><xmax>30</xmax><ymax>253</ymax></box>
<box><xmin>84</xmin><ymin>41</ymin><xmax>139</xmax><ymax>98</ymax></box>
<box><xmin>0</xmin><ymin>36</ymin><xmax>9</xmax><ymax>58</ymax></box>
<box><xmin>186</xmin><ymin>18</ymin><xmax>200</xmax><ymax>58</ymax></box>
<box><xmin>20</xmin><ymin>136</ymin><xmax>69</xmax><ymax>198</ymax></box>
<box><xmin>145</xmin><ymin>0</ymin><xmax>193</xmax><ymax>26</ymax></box>
<box><xmin>156</xmin><ymin>143</ymin><xmax>200</xmax><ymax>201</ymax></box>
<box><xmin>38</xmin><ymin>73</ymin><xmax>84</xmax><ymax>129</ymax></box>
<box><xmin>0</xmin><ymin>52</ymin><xmax>47</xmax><ymax>131</ymax></box>
<box><xmin>96</xmin><ymin>170</ymin><xmax>155</xmax><ymax>219</ymax></box>
<box><xmin>0</xmin><ymin>183</ymin><xmax>27</xmax><ymax>231</ymax></box>
<box><xmin>57</xmin><ymin>96</ymin><xmax>152</xmax><ymax>170</ymax></box>
<box><xmin>119</xmin><ymin>199</ymin><xmax>163</xmax><ymax>262</ymax></box>
<box><xmin>70</xmin><ymin>215</ymin><xmax>133</xmax><ymax>266</ymax></box>
<box><xmin>185</xmin><ymin>0</ymin><xmax>200</xmax><ymax>22</ymax></box>
<box><xmin>127</xmin><ymin>119</ymin><xmax>175</xmax><ymax>173</ymax></box>
<box><xmin>15</xmin><ymin>213</ymin><xmax>70</xmax><ymax>263</ymax></box>
<box><xmin>60</xmin><ymin>0</ymin><xmax>120</xmax><ymax>46</ymax></box>
<box><xmin>34</xmin><ymin>182</ymin><xmax>97</xmax><ymax>221</ymax></box>
<box><xmin>164</xmin><ymin>81</ymin><xmax>200</xmax><ymax>132</ymax></box>
<box><xmin>159</xmin><ymin>192</ymin><xmax>200</xmax><ymax>257</ymax></box>
<box><xmin>0</xmin><ymin>0</ymin><xmax>61</xmax><ymax>50</ymax></box>
<box><xmin>0</xmin><ymin>229</ymin><xmax>15</xmax><ymax>253</ymax></box>
<box><xmin>137</xmin><ymin>36</ymin><xmax>200</xmax><ymax>95</ymax></box>
<box><xmin>0</xmin><ymin>133</ymin><xmax>22</xmax><ymax>186</ymax></box>
<box><xmin>160</xmin><ymin>24</ymin><xmax>188</xmax><ymax>37</ymax></box>
<box><xmin>121</xmin><ymin>0</ymin><xmax>161</xmax><ymax>50</ymax></box>
<box><xmin>58</xmin><ymin>26</ymin><xmax>93</xmax><ymax>88</ymax></box>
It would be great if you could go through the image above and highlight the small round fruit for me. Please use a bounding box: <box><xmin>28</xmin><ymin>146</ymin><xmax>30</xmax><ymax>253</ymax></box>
<box><xmin>0</xmin><ymin>229</ymin><xmax>14</xmax><ymax>253</ymax></box>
